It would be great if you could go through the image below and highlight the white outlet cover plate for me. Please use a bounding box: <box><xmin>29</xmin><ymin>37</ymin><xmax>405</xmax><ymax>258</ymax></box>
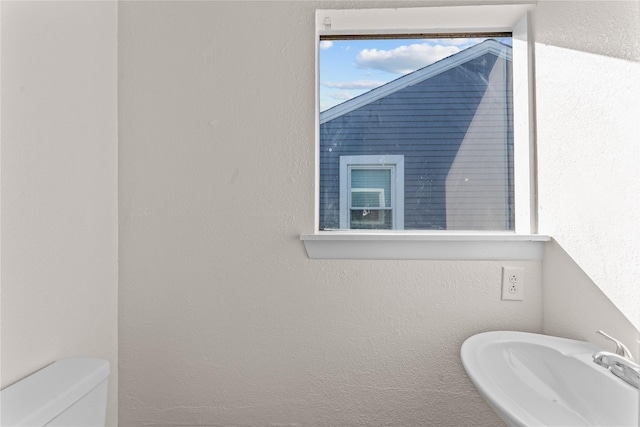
<box><xmin>502</xmin><ymin>266</ymin><xmax>524</xmax><ymax>301</ymax></box>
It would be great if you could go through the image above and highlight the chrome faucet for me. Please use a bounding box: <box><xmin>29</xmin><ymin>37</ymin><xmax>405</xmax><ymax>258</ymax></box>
<box><xmin>592</xmin><ymin>330</ymin><xmax>639</xmax><ymax>389</ymax></box>
<box><xmin>593</xmin><ymin>351</ymin><xmax>640</xmax><ymax>389</ymax></box>
<box><xmin>596</xmin><ymin>330</ymin><xmax>634</xmax><ymax>361</ymax></box>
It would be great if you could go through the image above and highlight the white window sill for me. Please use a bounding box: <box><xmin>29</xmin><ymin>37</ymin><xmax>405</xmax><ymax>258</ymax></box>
<box><xmin>300</xmin><ymin>232</ymin><xmax>550</xmax><ymax>260</ymax></box>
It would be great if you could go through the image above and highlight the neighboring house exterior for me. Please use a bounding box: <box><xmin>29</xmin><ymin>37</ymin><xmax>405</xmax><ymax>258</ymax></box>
<box><xmin>319</xmin><ymin>39</ymin><xmax>514</xmax><ymax>231</ymax></box>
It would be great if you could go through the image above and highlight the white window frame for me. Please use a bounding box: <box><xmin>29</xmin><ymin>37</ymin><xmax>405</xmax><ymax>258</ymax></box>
<box><xmin>340</xmin><ymin>155</ymin><xmax>405</xmax><ymax>230</ymax></box>
<box><xmin>301</xmin><ymin>4</ymin><xmax>550</xmax><ymax>260</ymax></box>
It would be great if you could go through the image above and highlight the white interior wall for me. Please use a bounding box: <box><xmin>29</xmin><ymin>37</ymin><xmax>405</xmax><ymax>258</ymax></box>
<box><xmin>0</xmin><ymin>2</ymin><xmax>118</xmax><ymax>424</ymax></box>
<box><xmin>542</xmin><ymin>240</ymin><xmax>640</xmax><ymax>357</ymax></box>
<box><xmin>534</xmin><ymin>0</ymin><xmax>640</xmax><ymax>342</ymax></box>
<box><xmin>1</xmin><ymin>1</ymin><xmax>638</xmax><ymax>426</ymax></box>
<box><xmin>117</xmin><ymin>2</ymin><xmax>541</xmax><ymax>426</ymax></box>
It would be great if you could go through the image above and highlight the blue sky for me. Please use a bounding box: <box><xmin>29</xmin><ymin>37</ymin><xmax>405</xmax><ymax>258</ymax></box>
<box><xmin>319</xmin><ymin>37</ymin><xmax>512</xmax><ymax>112</ymax></box>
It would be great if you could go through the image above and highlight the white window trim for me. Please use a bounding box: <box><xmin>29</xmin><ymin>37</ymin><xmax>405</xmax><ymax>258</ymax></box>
<box><xmin>301</xmin><ymin>232</ymin><xmax>550</xmax><ymax>260</ymax></box>
<box><xmin>303</xmin><ymin>3</ymin><xmax>546</xmax><ymax>260</ymax></box>
<box><xmin>340</xmin><ymin>155</ymin><xmax>404</xmax><ymax>230</ymax></box>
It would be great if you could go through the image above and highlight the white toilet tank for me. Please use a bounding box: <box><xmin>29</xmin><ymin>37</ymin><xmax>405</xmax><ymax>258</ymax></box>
<box><xmin>0</xmin><ymin>357</ymin><xmax>110</xmax><ymax>427</ymax></box>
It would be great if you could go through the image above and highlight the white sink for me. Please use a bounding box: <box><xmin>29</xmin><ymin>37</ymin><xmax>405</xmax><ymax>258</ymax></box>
<box><xmin>461</xmin><ymin>331</ymin><xmax>639</xmax><ymax>427</ymax></box>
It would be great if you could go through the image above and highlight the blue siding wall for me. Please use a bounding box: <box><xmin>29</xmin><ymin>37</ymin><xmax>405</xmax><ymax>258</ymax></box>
<box><xmin>319</xmin><ymin>52</ymin><xmax>514</xmax><ymax>230</ymax></box>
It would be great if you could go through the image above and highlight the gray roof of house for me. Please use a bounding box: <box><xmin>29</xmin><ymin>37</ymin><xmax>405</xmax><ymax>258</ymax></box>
<box><xmin>320</xmin><ymin>39</ymin><xmax>512</xmax><ymax>124</ymax></box>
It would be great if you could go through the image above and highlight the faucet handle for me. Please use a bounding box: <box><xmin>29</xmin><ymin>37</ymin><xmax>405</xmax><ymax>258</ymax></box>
<box><xmin>597</xmin><ymin>330</ymin><xmax>634</xmax><ymax>361</ymax></box>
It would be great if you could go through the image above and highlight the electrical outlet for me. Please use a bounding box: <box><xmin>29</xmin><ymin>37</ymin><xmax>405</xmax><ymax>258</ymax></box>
<box><xmin>501</xmin><ymin>267</ymin><xmax>524</xmax><ymax>301</ymax></box>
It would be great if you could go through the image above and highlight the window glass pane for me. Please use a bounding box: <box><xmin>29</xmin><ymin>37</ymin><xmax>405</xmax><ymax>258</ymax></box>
<box><xmin>319</xmin><ymin>36</ymin><xmax>514</xmax><ymax>231</ymax></box>
<box><xmin>350</xmin><ymin>210</ymin><xmax>393</xmax><ymax>230</ymax></box>
<box><xmin>350</xmin><ymin>169</ymin><xmax>391</xmax><ymax>208</ymax></box>
<box><xmin>351</xmin><ymin>190</ymin><xmax>383</xmax><ymax>208</ymax></box>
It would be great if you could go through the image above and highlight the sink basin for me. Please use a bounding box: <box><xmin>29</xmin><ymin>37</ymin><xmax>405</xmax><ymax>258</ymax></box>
<box><xmin>461</xmin><ymin>331</ymin><xmax>639</xmax><ymax>427</ymax></box>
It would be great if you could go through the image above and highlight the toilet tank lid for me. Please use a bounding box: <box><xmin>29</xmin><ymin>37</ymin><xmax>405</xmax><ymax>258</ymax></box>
<box><xmin>0</xmin><ymin>357</ymin><xmax>110</xmax><ymax>427</ymax></box>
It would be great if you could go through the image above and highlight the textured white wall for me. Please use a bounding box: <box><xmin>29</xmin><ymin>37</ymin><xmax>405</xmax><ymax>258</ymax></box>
<box><xmin>2</xmin><ymin>1</ymin><xmax>636</xmax><ymax>426</ymax></box>
<box><xmin>0</xmin><ymin>1</ymin><xmax>118</xmax><ymax>424</ymax></box>
<box><xmin>118</xmin><ymin>2</ymin><xmax>541</xmax><ymax>426</ymax></box>
<box><xmin>2</xmin><ymin>1</ymin><xmax>636</xmax><ymax>425</ymax></box>
<box><xmin>534</xmin><ymin>0</ymin><xmax>640</xmax><ymax>333</ymax></box>
<box><xmin>542</xmin><ymin>240</ymin><xmax>640</xmax><ymax>358</ymax></box>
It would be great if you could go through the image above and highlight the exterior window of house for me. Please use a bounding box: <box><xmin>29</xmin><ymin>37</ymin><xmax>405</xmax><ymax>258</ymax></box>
<box><xmin>340</xmin><ymin>155</ymin><xmax>404</xmax><ymax>229</ymax></box>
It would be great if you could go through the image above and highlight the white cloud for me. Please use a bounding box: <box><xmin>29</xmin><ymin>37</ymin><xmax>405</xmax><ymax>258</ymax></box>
<box><xmin>319</xmin><ymin>40</ymin><xmax>333</xmax><ymax>50</ymax></box>
<box><xmin>356</xmin><ymin>43</ymin><xmax>460</xmax><ymax>74</ymax></box>
<box><xmin>328</xmin><ymin>91</ymin><xmax>354</xmax><ymax>101</ymax></box>
<box><xmin>323</xmin><ymin>79</ymin><xmax>387</xmax><ymax>90</ymax></box>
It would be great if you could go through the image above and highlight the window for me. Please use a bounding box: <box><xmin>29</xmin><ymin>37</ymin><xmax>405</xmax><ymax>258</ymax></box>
<box><xmin>339</xmin><ymin>155</ymin><xmax>404</xmax><ymax>229</ymax></box>
<box><xmin>302</xmin><ymin>5</ymin><xmax>547</xmax><ymax>260</ymax></box>
<box><xmin>320</xmin><ymin>36</ymin><xmax>513</xmax><ymax>231</ymax></box>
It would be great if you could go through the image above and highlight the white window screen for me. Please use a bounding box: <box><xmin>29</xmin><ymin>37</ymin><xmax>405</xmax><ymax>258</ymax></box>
<box><xmin>320</xmin><ymin>36</ymin><xmax>514</xmax><ymax>231</ymax></box>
